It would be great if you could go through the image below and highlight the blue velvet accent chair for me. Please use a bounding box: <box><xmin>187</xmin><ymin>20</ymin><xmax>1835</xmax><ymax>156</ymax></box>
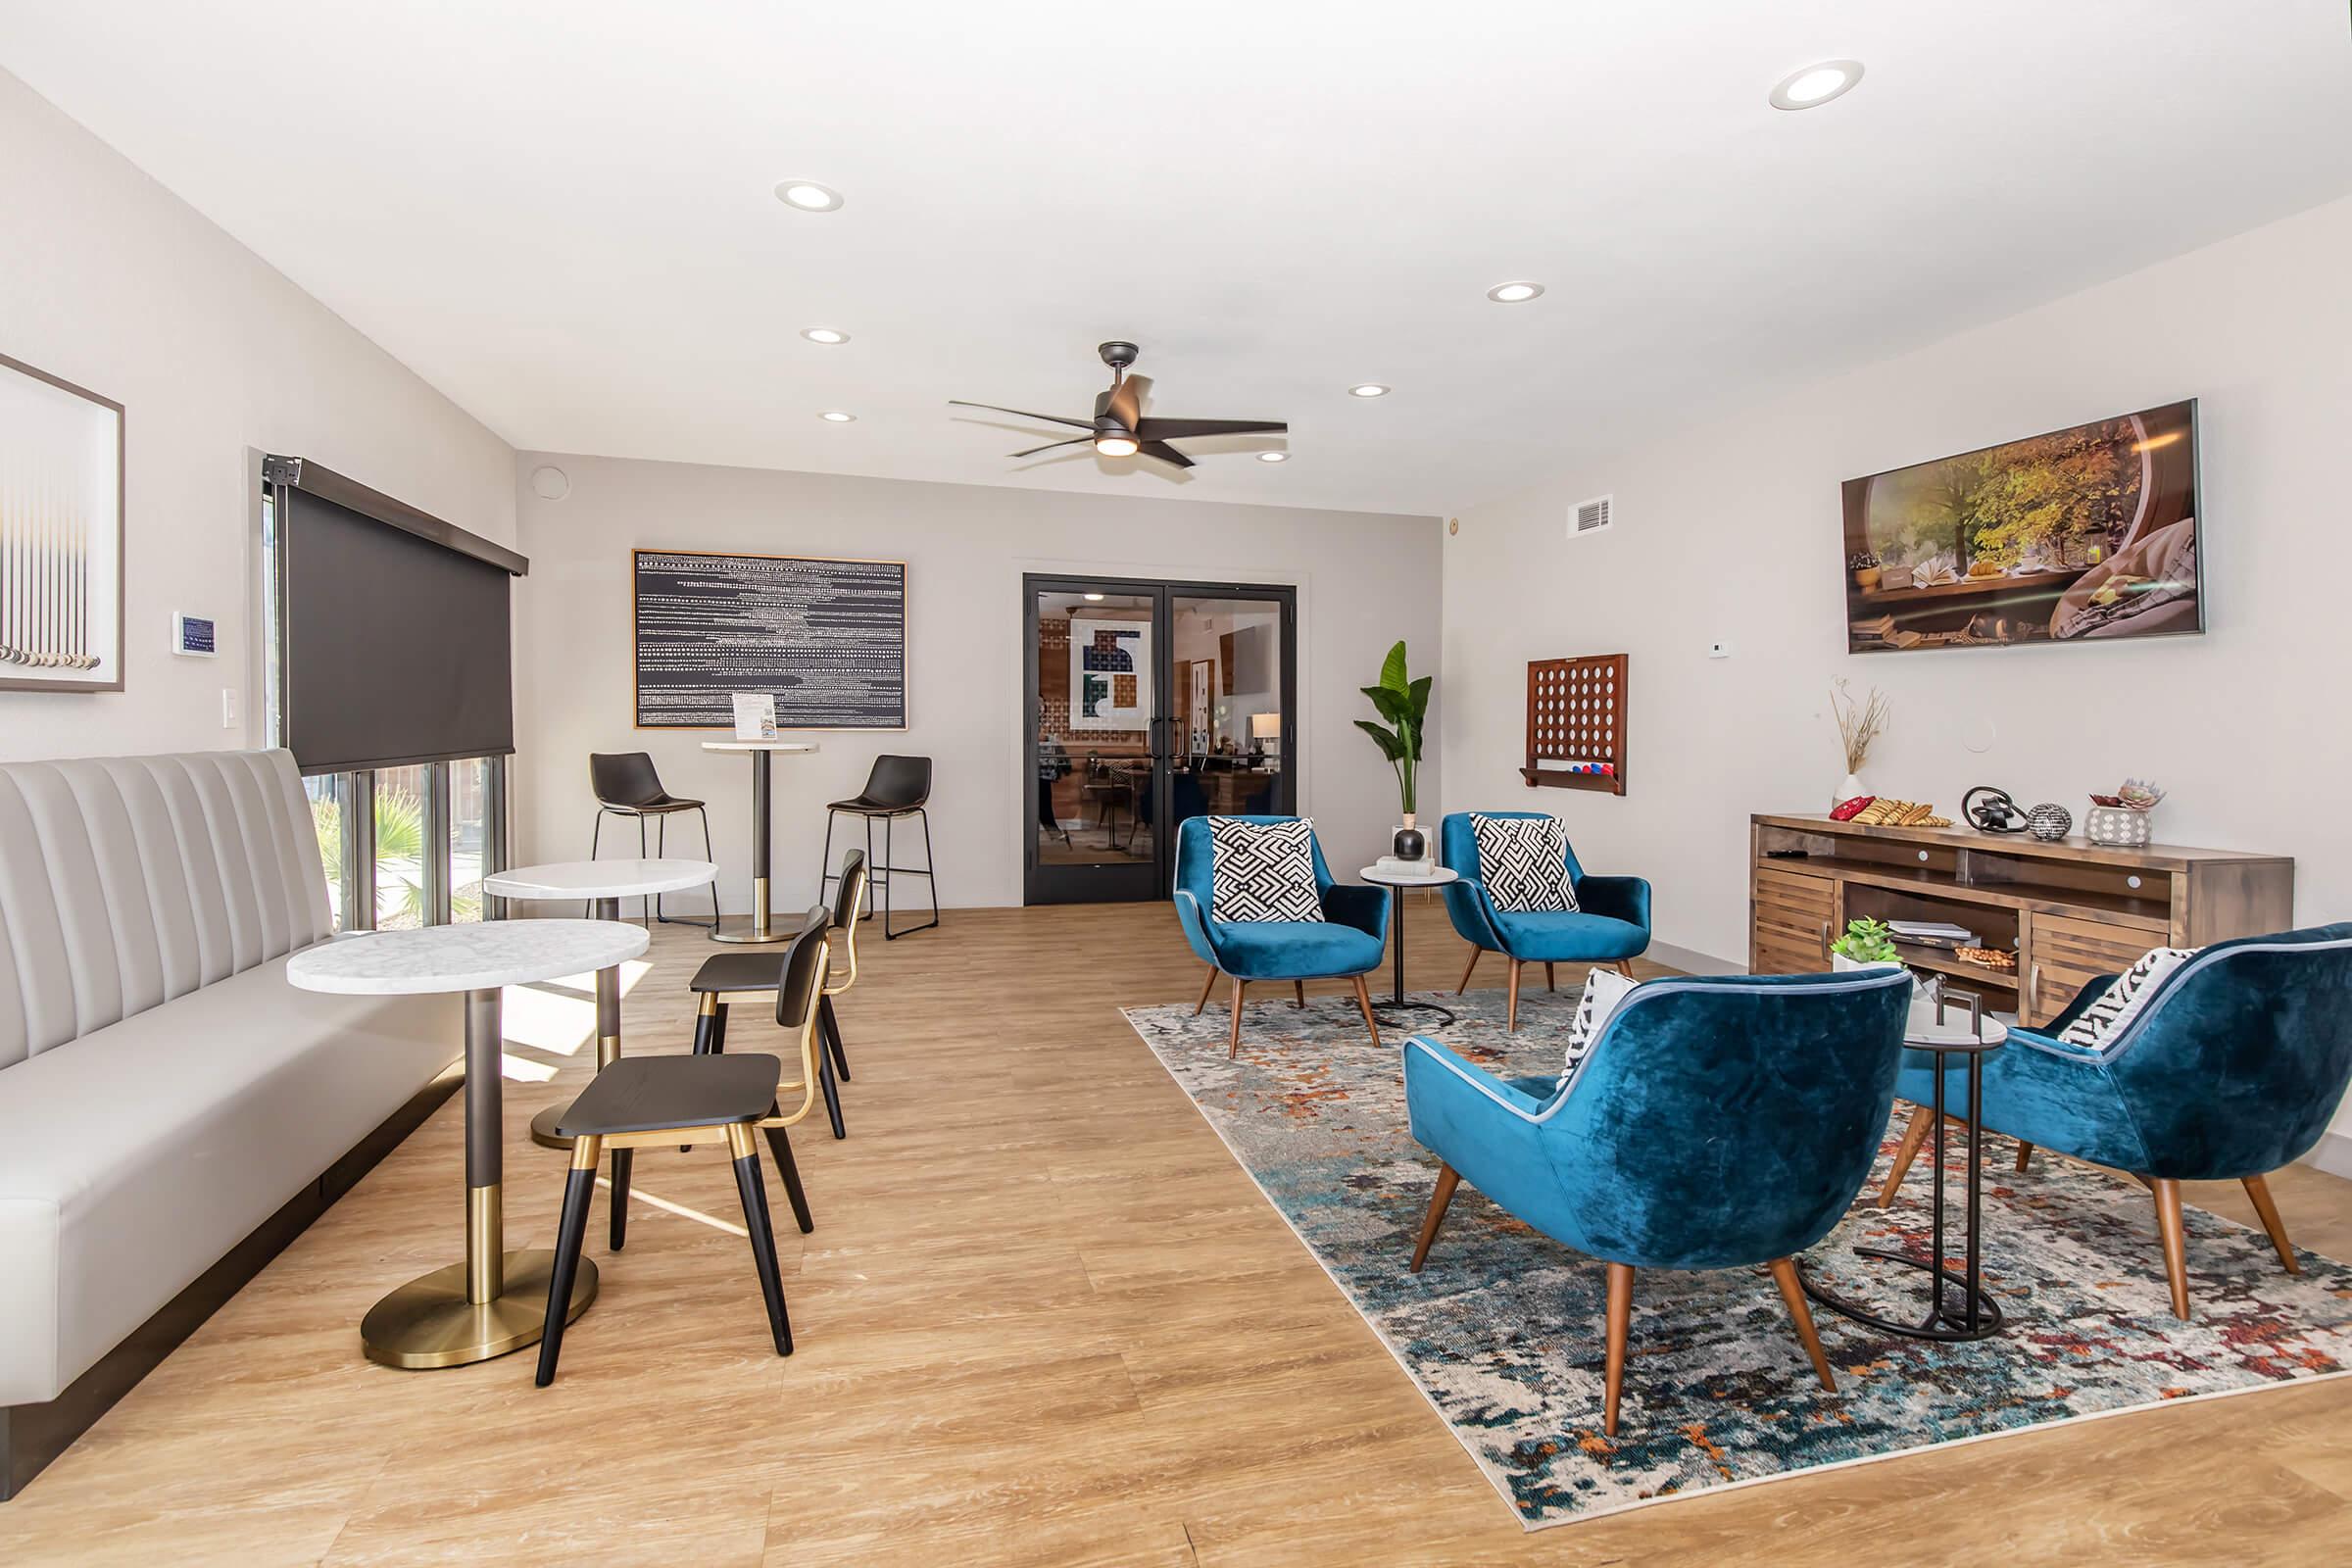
<box><xmin>1172</xmin><ymin>814</ymin><xmax>1392</xmax><ymax>1056</ymax></box>
<box><xmin>1879</xmin><ymin>923</ymin><xmax>2352</xmax><ymax>1319</ymax></box>
<box><xmin>1402</xmin><ymin>967</ymin><xmax>1914</xmax><ymax>1435</ymax></box>
<box><xmin>1439</xmin><ymin>810</ymin><xmax>1653</xmax><ymax>1032</ymax></box>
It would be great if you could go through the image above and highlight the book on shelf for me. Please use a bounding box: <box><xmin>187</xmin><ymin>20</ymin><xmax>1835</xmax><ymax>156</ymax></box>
<box><xmin>1888</xmin><ymin>920</ymin><xmax>1976</xmax><ymax>947</ymax></box>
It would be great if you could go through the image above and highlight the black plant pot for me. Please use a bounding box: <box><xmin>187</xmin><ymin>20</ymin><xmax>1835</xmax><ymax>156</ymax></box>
<box><xmin>1392</xmin><ymin>825</ymin><xmax>1427</xmax><ymax>861</ymax></box>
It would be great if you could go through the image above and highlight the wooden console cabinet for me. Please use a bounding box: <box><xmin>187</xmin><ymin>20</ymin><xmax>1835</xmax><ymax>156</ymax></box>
<box><xmin>1748</xmin><ymin>813</ymin><xmax>2293</xmax><ymax>1028</ymax></box>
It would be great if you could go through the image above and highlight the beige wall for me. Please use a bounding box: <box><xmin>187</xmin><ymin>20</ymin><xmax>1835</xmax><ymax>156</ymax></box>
<box><xmin>1438</xmin><ymin>194</ymin><xmax>2352</xmax><ymax>1144</ymax></box>
<box><xmin>0</xmin><ymin>68</ymin><xmax>514</xmax><ymax>762</ymax></box>
<box><xmin>511</xmin><ymin>452</ymin><xmax>1441</xmax><ymax>910</ymax></box>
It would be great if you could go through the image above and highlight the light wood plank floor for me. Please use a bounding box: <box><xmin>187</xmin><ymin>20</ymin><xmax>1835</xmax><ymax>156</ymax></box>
<box><xmin>3</xmin><ymin>898</ymin><xmax>2347</xmax><ymax>1565</ymax></box>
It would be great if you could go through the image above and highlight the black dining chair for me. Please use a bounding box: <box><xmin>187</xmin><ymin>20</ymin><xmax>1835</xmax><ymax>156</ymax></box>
<box><xmin>685</xmin><ymin>851</ymin><xmax>867</xmax><ymax>1142</ymax></box>
<box><xmin>820</xmin><ymin>755</ymin><xmax>939</xmax><ymax>939</ymax></box>
<box><xmin>533</xmin><ymin>920</ymin><xmax>831</xmax><ymax>1387</ymax></box>
<box><xmin>588</xmin><ymin>752</ymin><xmax>717</xmax><ymax>929</ymax></box>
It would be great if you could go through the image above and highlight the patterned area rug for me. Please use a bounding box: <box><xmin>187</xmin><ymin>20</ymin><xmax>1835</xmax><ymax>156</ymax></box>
<box><xmin>1122</xmin><ymin>984</ymin><xmax>2352</xmax><ymax>1530</ymax></box>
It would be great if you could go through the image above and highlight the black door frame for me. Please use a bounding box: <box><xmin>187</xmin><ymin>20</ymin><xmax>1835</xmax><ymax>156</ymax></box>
<box><xmin>1023</xmin><ymin>573</ymin><xmax>1298</xmax><ymax>906</ymax></box>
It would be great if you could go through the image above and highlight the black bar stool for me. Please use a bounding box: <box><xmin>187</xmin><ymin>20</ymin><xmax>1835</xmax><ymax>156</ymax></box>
<box><xmin>588</xmin><ymin>752</ymin><xmax>718</xmax><ymax>929</ymax></box>
<box><xmin>685</xmin><ymin>854</ymin><xmax>866</xmax><ymax>1141</ymax></box>
<box><xmin>820</xmin><ymin>755</ymin><xmax>939</xmax><ymax>939</ymax></box>
<box><xmin>533</xmin><ymin>921</ymin><xmax>831</xmax><ymax>1387</ymax></box>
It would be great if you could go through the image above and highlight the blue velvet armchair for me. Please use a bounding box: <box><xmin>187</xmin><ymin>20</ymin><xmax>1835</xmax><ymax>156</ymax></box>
<box><xmin>1172</xmin><ymin>814</ymin><xmax>1392</xmax><ymax>1055</ymax></box>
<box><xmin>1403</xmin><ymin>967</ymin><xmax>1913</xmax><ymax>1435</ymax></box>
<box><xmin>1440</xmin><ymin>810</ymin><xmax>1652</xmax><ymax>1031</ymax></box>
<box><xmin>1880</xmin><ymin>923</ymin><xmax>2352</xmax><ymax>1318</ymax></box>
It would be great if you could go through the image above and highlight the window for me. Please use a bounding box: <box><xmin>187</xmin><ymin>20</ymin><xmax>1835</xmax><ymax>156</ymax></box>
<box><xmin>372</xmin><ymin>763</ymin><xmax>433</xmax><ymax>930</ymax></box>
<box><xmin>448</xmin><ymin>757</ymin><xmax>492</xmax><ymax>922</ymax></box>
<box><xmin>304</xmin><ymin>772</ymin><xmax>351</xmax><ymax>931</ymax></box>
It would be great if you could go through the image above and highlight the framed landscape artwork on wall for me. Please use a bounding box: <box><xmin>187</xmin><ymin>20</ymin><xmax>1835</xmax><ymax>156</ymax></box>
<box><xmin>0</xmin><ymin>352</ymin><xmax>124</xmax><ymax>693</ymax></box>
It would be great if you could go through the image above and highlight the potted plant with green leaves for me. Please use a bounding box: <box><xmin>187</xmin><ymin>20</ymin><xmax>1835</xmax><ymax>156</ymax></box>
<box><xmin>1356</xmin><ymin>639</ymin><xmax>1432</xmax><ymax>860</ymax></box>
<box><xmin>1830</xmin><ymin>917</ymin><xmax>1901</xmax><ymax>971</ymax></box>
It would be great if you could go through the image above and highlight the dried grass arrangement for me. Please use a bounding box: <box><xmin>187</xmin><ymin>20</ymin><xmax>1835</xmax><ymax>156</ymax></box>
<box><xmin>1832</xmin><ymin>679</ymin><xmax>1890</xmax><ymax>773</ymax></box>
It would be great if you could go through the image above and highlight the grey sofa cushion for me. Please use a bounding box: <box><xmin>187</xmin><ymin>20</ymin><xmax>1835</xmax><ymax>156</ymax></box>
<box><xmin>0</xmin><ymin>750</ymin><xmax>331</xmax><ymax>1068</ymax></box>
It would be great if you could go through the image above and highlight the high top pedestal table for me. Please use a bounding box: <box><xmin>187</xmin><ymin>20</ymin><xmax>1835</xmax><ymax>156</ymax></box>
<box><xmin>703</xmin><ymin>740</ymin><xmax>819</xmax><ymax>945</ymax></box>
<box><xmin>286</xmin><ymin>919</ymin><xmax>648</xmax><ymax>1369</ymax></box>
<box><xmin>481</xmin><ymin>858</ymin><xmax>716</xmax><ymax>1151</ymax></box>
<box><xmin>1357</xmin><ymin>865</ymin><xmax>1461</xmax><ymax>1027</ymax></box>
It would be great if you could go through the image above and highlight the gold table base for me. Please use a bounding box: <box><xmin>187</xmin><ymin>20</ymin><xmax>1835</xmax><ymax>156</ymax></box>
<box><xmin>361</xmin><ymin>1249</ymin><xmax>598</xmax><ymax>1369</ymax></box>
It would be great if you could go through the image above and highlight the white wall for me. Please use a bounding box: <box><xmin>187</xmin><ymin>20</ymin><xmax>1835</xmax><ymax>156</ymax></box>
<box><xmin>511</xmin><ymin>452</ymin><xmax>1440</xmax><ymax>910</ymax></box>
<box><xmin>0</xmin><ymin>68</ymin><xmax>514</xmax><ymax>762</ymax></box>
<box><xmin>1440</xmin><ymin>193</ymin><xmax>2352</xmax><ymax>1138</ymax></box>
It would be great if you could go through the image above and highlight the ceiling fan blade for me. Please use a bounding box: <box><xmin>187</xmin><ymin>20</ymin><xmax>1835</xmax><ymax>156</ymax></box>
<box><xmin>1135</xmin><ymin>440</ymin><xmax>1196</xmax><ymax>469</ymax></box>
<box><xmin>948</xmin><ymin>400</ymin><xmax>1093</xmax><ymax>430</ymax></box>
<box><xmin>1133</xmin><ymin>417</ymin><xmax>1288</xmax><ymax>440</ymax></box>
<box><xmin>1009</xmin><ymin>436</ymin><xmax>1096</xmax><ymax>459</ymax></box>
<box><xmin>1105</xmin><ymin>373</ymin><xmax>1151</xmax><ymax>431</ymax></box>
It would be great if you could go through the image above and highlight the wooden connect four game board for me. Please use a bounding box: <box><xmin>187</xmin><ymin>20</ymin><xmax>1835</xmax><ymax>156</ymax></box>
<box><xmin>1521</xmin><ymin>655</ymin><xmax>1628</xmax><ymax>795</ymax></box>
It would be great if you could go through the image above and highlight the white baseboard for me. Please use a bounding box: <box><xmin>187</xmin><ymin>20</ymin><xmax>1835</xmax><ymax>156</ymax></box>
<box><xmin>1648</xmin><ymin>939</ymin><xmax>1745</xmax><ymax>977</ymax></box>
<box><xmin>2305</xmin><ymin>1131</ymin><xmax>2352</xmax><ymax>1180</ymax></box>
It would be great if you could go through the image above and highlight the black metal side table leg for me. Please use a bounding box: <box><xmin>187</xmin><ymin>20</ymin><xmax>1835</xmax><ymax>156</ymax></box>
<box><xmin>1370</xmin><ymin>885</ymin><xmax>1454</xmax><ymax>1027</ymax></box>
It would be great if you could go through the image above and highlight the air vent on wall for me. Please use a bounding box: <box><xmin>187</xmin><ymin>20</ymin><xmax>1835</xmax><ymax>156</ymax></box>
<box><xmin>1569</xmin><ymin>494</ymin><xmax>1613</xmax><ymax>539</ymax></box>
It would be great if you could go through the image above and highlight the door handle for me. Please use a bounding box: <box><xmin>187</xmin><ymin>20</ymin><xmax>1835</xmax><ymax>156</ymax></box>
<box><xmin>1820</xmin><ymin>918</ymin><xmax>1831</xmax><ymax>960</ymax></box>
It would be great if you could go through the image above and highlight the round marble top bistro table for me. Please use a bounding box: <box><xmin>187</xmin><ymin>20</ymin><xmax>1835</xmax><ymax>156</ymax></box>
<box><xmin>286</xmin><ymin>919</ymin><xmax>648</xmax><ymax>1369</ymax></box>
<box><xmin>702</xmin><ymin>740</ymin><xmax>819</xmax><ymax>945</ymax></box>
<box><xmin>1358</xmin><ymin>865</ymin><xmax>1461</xmax><ymax>1027</ymax></box>
<box><xmin>1800</xmin><ymin>990</ymin><xmax>2011</xmax><ymax>1342</ymax></box>
<box><xmin>481</xmin><ymin>858</ymin><xmax>716</xmax><ymax>1151</ymax></box>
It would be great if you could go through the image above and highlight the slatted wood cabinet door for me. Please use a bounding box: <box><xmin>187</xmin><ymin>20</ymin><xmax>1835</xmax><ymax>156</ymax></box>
<box><xmin>1752</xmin><ymin>863</ymin><xmax>1835</xmax><ymax>975</ymax></box>
<box><xmin>2028</xmin><ymin>912</ymin><xmax>2154</xmax><ymax>1028</ymax></box>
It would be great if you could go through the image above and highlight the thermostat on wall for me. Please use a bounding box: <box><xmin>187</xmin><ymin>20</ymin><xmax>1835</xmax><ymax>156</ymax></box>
<box><xmin>172</xmin><ymin>612</ymin><xmax>218</xmax><ymax>658</ymax></box>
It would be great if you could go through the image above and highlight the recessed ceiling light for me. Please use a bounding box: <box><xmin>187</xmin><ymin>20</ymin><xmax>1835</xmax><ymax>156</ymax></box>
<box><xmin>1084</xmin><ymin>592</ymin><xmax>1106</xmax><ymax>602</ymax></box>
<box><xmin>774</xmin><ymin>180</ymin><xmax>844</xmax><ymax>212</ymax></box>
<box><xmin>1094</xmin><ymin>434</ymin><xmax>1140</xmax><ymax>458</ymax></box>
<box><xmin>1348</xmin><ymin>383</ymin><xmax>1391</xmax><ymax>399</ymax></box>
<box><xmin>1769</xmin><ymin>60</ymin><xmax>1863</xmax><ymax>111</ymax></box>
<box><xmin>1257</xmin><ymin>451</ymin><xmax>1290</xmax><ymax>463</ymax></box>
<box><xmin>1486</xmin><ymin>280</ymin><xmax>1544</xmax><ymax>304</ymax></box>
<box><xmin>817</xmin><ymin>411</ymin><xmax>856</xmax><ymax>422</ymax></box>
<box><xmin>801</xmin><ymin>326</ymin><xmax>850</xmax><ymax>344</ymax></box>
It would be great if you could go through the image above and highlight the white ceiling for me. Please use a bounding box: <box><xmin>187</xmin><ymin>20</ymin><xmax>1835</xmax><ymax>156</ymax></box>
<box><xmin>4</xmin><ymin>2</ymin><xmax>2349</xmax><ymax>516</ymax></box>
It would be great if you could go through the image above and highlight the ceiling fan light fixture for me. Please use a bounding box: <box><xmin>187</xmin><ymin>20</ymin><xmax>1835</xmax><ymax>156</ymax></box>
<box><xmin>800</xmin><ymin>326</ymin><xmax>850</xmax><ymax>344</ymax></box>
<box><xmin>1348</xmin><ymin>383</ymin><xmax>1391</xmax><ymax>399</ymax></box>
<box><xmin>1094</xmin><ymin>434</ymin><xmax>1141</xmax><ymax>458</ymax></box>
<box><xmin>774</xmin><ymin>179</ymin><xmax>845</xmax><ymax>212</ymax></box>
<box><xmin>1486</xmin><ymin>280</ymin><xmax>1544</xmax><ymax>303</ymax></box>
<box><xmin>1768</xmin><ymin>60</ymin><xmax>1863</xmax><ymax>111</ymax></box>
<box><xmin>1257</xmin><ymin>451</ymin><xmax>1290</xmax><ymax>463</ymax></box>
<box><xmin>817</xmin><ymin>410</ymin><xmax>857</xmax><ymax>422</ymax></box>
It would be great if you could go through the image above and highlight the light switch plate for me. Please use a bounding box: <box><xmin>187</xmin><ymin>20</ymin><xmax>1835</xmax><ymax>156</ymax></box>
<box><xmin>220</xmin><ymin>688</ymin><xmax>239</xmax><ymax>729</ymax></box>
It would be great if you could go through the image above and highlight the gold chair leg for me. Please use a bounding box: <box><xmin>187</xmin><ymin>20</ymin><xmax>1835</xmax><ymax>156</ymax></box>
<box><xmin>2015</xmin><ymin>1141</ymin><xmax>2034</xmax><ymax>1173</ymax></box>
<box><xmin>1294</xmin><ymin>980</ymin><xmax>1306</xmax><ymax>1008</ymax></box>
<box><xmin>1351</xmin><ymin>973</ymin><xmax>1382</xmax><ymax>1048</ymax></box>
<box><xmin>1456</xmin><ymin>947</ymin><xmax>1481</xmax><ymax>995</ymax></box>
<box><xmin>2153</xmin><ymin>1177</ymin><xmax>2191</xmax><ymax>1319</ymax></box>
<box><xmin>1506</xmin><ymin>959</ymin><xmax>1523</xmax><ymax>1033</ymax></box>
<box><xmin>2242</xmin><ymin>1173</ymin><xmax>2300</xmax><ymax>1275</ymax></box>
<box><xmin>1769</xmin><ymin>1257</ymin><xmax>1836</xmax><ymax>1392</ymax></box>
<box><xmin>1409</xmin><ymin>1163</ymin><xmax>1460</xmax><ymax>1273</ymax></box>
<box><xmin>1194</xmin><ymin>966</ymin><xmax>1218</xmax><ymax>1016</ymax></box>
<box><xmin>1603</xmin><ymin>1262</ymin><xmax>1634</xmax><ymax>1437</ymax></box>
<box><xmin>1227</xmin><ymin>977</ymin><xmax>1248</xmax><ymax>1058</ymax></box>
<box><xmin>1877</xmin><ymin>1103</ymin><xmax>1935</xmax><ymax>1206</ymax></box>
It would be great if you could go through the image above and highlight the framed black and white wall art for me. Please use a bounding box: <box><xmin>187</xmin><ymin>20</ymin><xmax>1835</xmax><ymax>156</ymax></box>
<box><xmin>1</xmin><ymin>352</ymin><xmax>124</xmax><ymax>693</ymax></box>
<box><xmin>633</xmin><ymin>548</ymin><xmax>906</xmax><ymax>729</ymax></box>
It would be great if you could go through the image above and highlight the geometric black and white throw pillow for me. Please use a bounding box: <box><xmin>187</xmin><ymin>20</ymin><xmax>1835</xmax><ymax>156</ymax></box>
<box><xmin>2056</xmin><ymin>945</ymin><xmax>2195</xmax><ymax>1049</ymax></box>
<box><xmin>1208</xmin><ymin>815</ymin><xmax>1326</xmax><ymax>923</ymax></box>
<box><xmin>1561</xmin><ymin>964</ymin><xmax>1636</xmax><ymax>1086</ymax></box>
<box><xmin>1470</xmin><ymin>812</ymin><xmax>1580</xmax><ymax>913</ymax></box>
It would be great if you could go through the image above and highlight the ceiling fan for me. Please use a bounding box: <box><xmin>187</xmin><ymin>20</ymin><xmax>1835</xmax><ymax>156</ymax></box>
<box><xmin>950</xmin><ymin>341</ymin><xmax>1286</xmax><ymax>468</ymax></box>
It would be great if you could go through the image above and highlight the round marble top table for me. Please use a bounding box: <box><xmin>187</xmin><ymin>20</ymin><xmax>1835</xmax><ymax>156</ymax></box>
<box><xmin>287</xmin><ymin>919</ymin><xmax>649</xmax><ymax>1369</ymax></box>
<box><xmin>482</xmin><ymin>859</ymin><xmax>716</xmax><ymax>1150</ymax></box>
<box><xmin>702</xmin><ymin>740</ymin><xmax>819</xmax><ymax>946</ymax></box>
<box><xmin>1358</xmin><ymin>865</ymin><xmax>1461</xmax><ymax>1025</ymax></box>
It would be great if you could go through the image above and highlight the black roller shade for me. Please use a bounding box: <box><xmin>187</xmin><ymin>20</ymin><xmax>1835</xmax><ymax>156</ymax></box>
<box><xmin>267</xmin><ymin>458</ymin><xmax>527</xmax><ymax>774</ymax></box>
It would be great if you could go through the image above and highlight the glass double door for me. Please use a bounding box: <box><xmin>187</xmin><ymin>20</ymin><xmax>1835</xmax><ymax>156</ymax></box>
<box><xmin>1025</xmin><ymin>574</ymin><xmax>1297</xmax><ymax>904</ymax></box>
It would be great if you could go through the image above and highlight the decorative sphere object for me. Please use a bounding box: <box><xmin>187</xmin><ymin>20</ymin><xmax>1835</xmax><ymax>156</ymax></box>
<box><xmin>1392</xmin><ymin>825</ymin><xmax>1427</xmax><ymax>861</ymax></box>
<box><xmin>2027</xmin><ymin>802</ymin><xmax>2073</xmax><ymax>841</ymax></box>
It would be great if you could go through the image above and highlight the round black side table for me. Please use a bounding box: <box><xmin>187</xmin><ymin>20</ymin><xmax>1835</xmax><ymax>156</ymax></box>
<box><xmin>1356</xmin><ymin>864</ymin><xmax>1460</xmax><ymax>1027</ymax></box>
<box><xmin>1801</xmin><ymin>992</ymin><xmax>2010</xmax><ymax>1342</ymax></box>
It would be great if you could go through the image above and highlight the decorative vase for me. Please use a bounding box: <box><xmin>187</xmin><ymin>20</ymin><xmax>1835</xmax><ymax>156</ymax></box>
<box><xmin>2027</xmin><ymin>803</ymin><xmax>2073</xmax><ymax>841</ymax></box>
<box><xmin>1392</xmin><ymin>812</ymin><xmax>1426</xmax><ymax>862</ymax></box>
<box><xmin>2085</xmin><ymin>804</ymin><xmax>2152</xmax><ymax>847</ymax></box>
<box><xmin>1833</xmin><ymin>772</ymin><xmax>1866</xmax><ymax>809</ymax></box>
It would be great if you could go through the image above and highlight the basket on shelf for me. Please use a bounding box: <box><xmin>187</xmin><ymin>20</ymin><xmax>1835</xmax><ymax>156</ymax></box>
<box><xmin>2085</xmin><ymin>804</ymin><xmax>2153</xmax><ymax>847</ymax></box>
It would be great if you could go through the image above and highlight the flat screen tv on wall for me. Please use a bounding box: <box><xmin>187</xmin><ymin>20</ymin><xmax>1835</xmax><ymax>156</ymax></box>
<box><xmin>1842</xmin><ymin>399</ymin><xmax>2201</xmax><ymax>653</ymax></box>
